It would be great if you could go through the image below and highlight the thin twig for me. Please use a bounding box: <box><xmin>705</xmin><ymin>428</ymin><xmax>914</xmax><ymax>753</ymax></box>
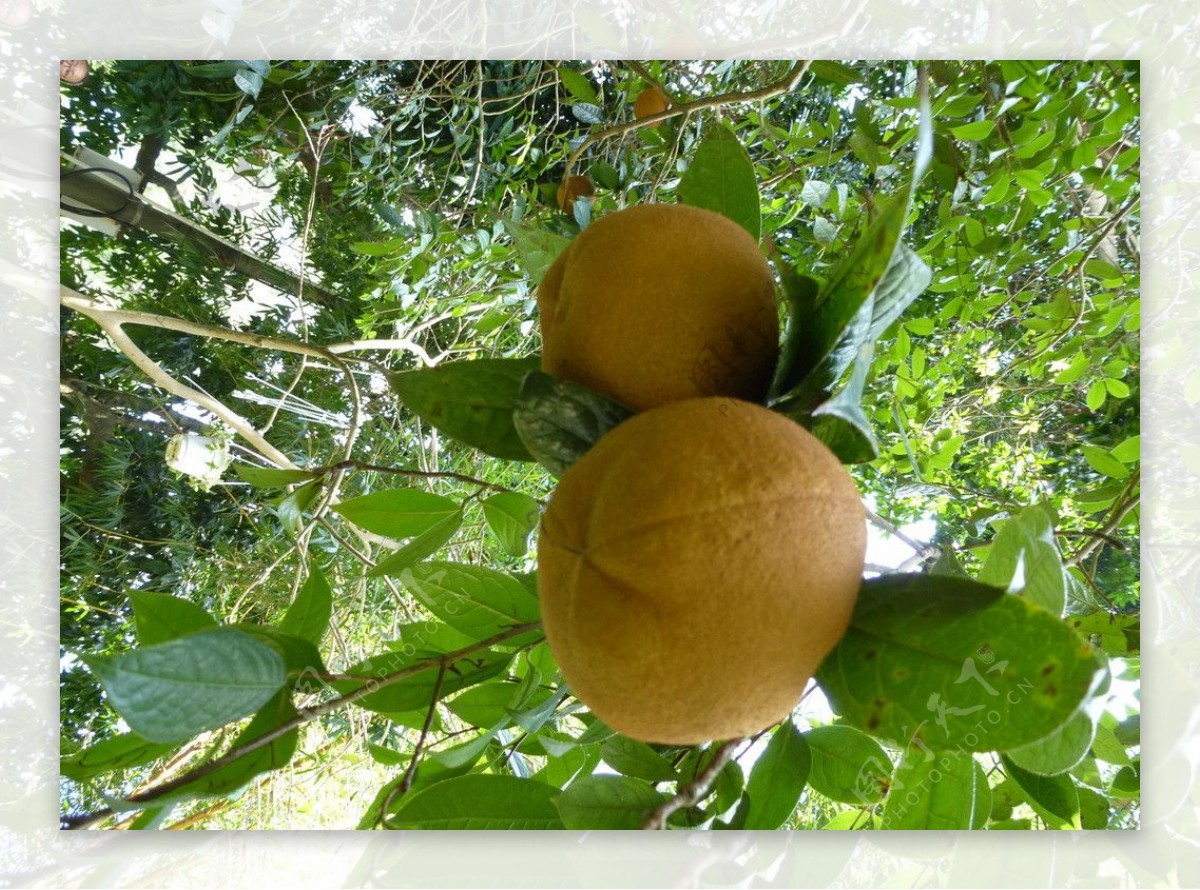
<box><xmin>563</xmin><ymin>61</ymin><xmax>811</xmax><ymax>181</ymax></box>
<box><xmin>642</xmin><ymin>738</ymin><xmax>743</xmax><ymax>830</ymax></box>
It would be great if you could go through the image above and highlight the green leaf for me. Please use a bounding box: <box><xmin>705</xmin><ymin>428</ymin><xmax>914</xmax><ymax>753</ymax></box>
<box><xmin>802</xmin><ymin>343</ymin><xmax>880</xmax><ymax>464</ymax></box>
<box><xmin>971</xmin><ymin>761</ymin><xmax>993</xmax><ymax>829</ymax></box>
<box><xmin>445</xmin><ymin>680</ymin><xmax>525</xmax><ymax>728</ymax></box>
<box><xmin>1001</xmin><ymin>755</ymin><xmax>1080</xmax><ymax>827</ymax></box>
<box><xmin>1077</xmin><ymin>784</ymin><xmax>1110</xmax><ymax>829</ymax></box>
<box><xmin>771</xmin><ymin>191</ymin><xmax>921</xmax><ymax>403</ymax></box>
<box><xmin>809</xmin><ymin>61</ymin><xmax>862</xmax><ymax>86</ymax></box>
<box><xmin>278</xmin><ymin>565</ymin><xmax>333</xmax><ymax>645</ymax></box>
<box><xmin>950</xmin><ymin>120</ymin><xmax>996</xmax><ymax>141</ymax></box>
<box><xmin>678</xmin><ymin>123</ymin><xmax>761</xmax><ymax>242</ymax></box>
<box><xmin>557</xmin><ymin>66</ymin><xmax>599</xmax><ymax>104</ymax></box>
<box><xmin>368</xmin><ymin>509</ymin><xmax>464</xmax><ymax>578</ymax></box>
<box><xmin>332</xmin><ymin>488</ymin><xmax>460</xmax><ymax>540</ymax></box>
<box><xmin>822</xmin><ymin>810</ymin><xmax>879</xmax><ymax>829</ymax></box>
<box><xmin>233</xmin><ymin>464</ymin><xmax>318</xmax><ymax>487</ymax></box>
<box><xmin>1086</xmin><ymin>378</ymin><xmax>1108</xmax><ymax>411</ymax></box>
<box><xmin>390</xmin><ymin>357</ymin><xmax>541</xmax><ymax>461</ymax></box>
<box><xmin>1080</xmin><ymin>444</ymin><xmax>1130</xmax><ymax>480</ymax></box>
<box><xmin>512</xmin><ymin>370</ymin><xmax>634</xmax><ymax>477</ymax></box>
<box><xmin>978</xmin><ymin>505</ymin><xmax>1067</xmax><ymax>614</ymax></box>
<box><xmin>1111</xmin><ymin>435</ymin><xmax>1140</xmax><ymax>463</ymax></box>
<box><xmin>481</xmin><ymin>492</ymin><xmax>542</xmax><ymax>557</ymax></box>
<box><xmin>128</xmin><ymin>592</ymin><xmax>218</xmax><ymax>646</ymax></box>
<box><xmin>553</xmin><ymin>775</ymin><xmax>665</xmax><ymax>829</ymax></box>
<box><xmin>83</xmin><ymin>627</ymin><xmax>287</xmax><ymax>744</ymax></box>
<box><xmin>388</xmin><ymin>775</ymin><xmax>564</xmax><ymax>829</ymax></box>
<box><xmin>816</xmin><ymin>575</ymin><xmax>1106</xmax><ymax>752</ymax></box>
<box><xmin>502</xmin><ymin>221</ymin><xmax>572</xmax><ymax>285</ymax></box>
<box><xmin>743</xmin><ymin>721</ymin><xmax>810</xmax><ymax>829</ymax></box>
<box><xmin>1004</xmin><ymin>709</ymin><xmax>1096</xmax><ymax>775</ymax></box>
<box><xmin>1110</xmin><ymin>760</ymin><xmax>1140</xmax><ymax>798</ymax></box>
<box><xmin>161</xmin><ymin>688</ymin><xmax>300</xmax><ymax>803</ymax></box>
<box><xmin>273</xmin><ymin>479</ymin><xmax>321</xmax><ymax>533</ymax></box>
<box><xmin>333</xmin><ymin>646</ymin><xmax>513</xmax><ymax>714</ymax></box>
<box><xmin>804</xmin><ymin>725</ymin><xmax>893</xmax><ymax>805</ymax></box>
<box><xmin>848</xmin><ymin>130</ymin><xmax>881</xmax><ymax>167</ymax></box>
<box><xmin>398</xmin><ymin>561</ymin><xmax>540</xmax><ymax>642</ymax></box>
<box><xmin>599</xmin><ymin>736</ymin><xmax>678</xmax><ymax>782</ymax></box>
<box><xmin>881</xmin><ymin>748</ymin><xmax>978</xmax><ymax>829</ymax></box>
<box><xmin>1091</xmin><ymin>713</ymin><xmax>1131</xmax><ymax>765</ymax></box>
<box><xmin>60</xmin><ymin>733</ymin><xmax>177</xmax><ymax>782</ymax></box>
<box><xmin>1068</xmin><ymin>611</ymin><xmax>1139</xmax><ymax>656</ymax></box>
<box><xmin>1052</xmin><ymin>352</ymin><xmax>1090</xmax><ymax>385</ymax></box>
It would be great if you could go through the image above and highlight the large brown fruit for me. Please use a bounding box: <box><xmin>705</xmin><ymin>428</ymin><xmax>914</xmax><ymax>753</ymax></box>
<box><xmin>537</xmin><ymin>204</ymin><xmax>779</xmax><ymax>411</ymax></box>
<box><xmin>537</xmin><ymin>398</ymin><xmax>866</xmax><ymax>744</ymax></box>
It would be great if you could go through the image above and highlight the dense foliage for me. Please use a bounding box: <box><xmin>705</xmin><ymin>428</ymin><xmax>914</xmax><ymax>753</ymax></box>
<box><xmin>60</xmin><ymin>59</ymin><xmax>1139</xmax><ymax>830</ymax></box>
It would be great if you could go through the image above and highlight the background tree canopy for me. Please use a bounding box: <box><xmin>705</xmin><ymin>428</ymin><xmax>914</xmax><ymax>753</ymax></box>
<box><xmin>59</xmin><ymin>59</ymin><xmax>1139</xmax><ymax>830</ymax></box>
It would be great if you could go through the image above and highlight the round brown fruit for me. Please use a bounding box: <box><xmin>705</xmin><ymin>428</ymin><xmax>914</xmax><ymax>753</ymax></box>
<box><xmin>556</xmin><ymin>175</ymin><xmax>595</xmax><ymax>212</ymax></box>
<box><xmin>633</xmin><ymin>88</ymin><xmax>670</xmax><ymax>126</ymax></box>
<box><xmin>537</xmin><ymin>203</ymin><xmax>779</xmax><ymax>411</ymax></box>
<box><xmin>537</xmin><ymin>397</ymin><xmax>866</xmax><ymax>744</ymax></box>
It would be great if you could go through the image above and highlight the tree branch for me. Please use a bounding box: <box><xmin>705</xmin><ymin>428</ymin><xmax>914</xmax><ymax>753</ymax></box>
<box><xmin>642</xmin><ymin>738</ymin><xmax>743</xmax><ymax>830</ymax></box>
<box><xmin>61</xmin><ymin>621</ymin><xmax>543</xmax><ymax>830</ymax></box>
<box><xmin>564</xmin><ymin>61</ymin><xmax>811</xmax><ymax>181</ymax></box>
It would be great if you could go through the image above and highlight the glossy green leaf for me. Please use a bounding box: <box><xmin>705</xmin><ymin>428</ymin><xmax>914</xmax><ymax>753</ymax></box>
<box><xmin>1001</xmin><ymin>755</ymin><xmax>1080</xmax><ymax>827</ymax></box>
<box><xmin>978</xmin><ymin>504</ymin><xmax>1067</xmax><ymax>614</ymax></box>
<box><xmin>599</xmin><ymin>736</ymin><xmax>678</xmax><ymax>782</ymax></box>
<box><xmin>278</xmin><ymin>565</ymin><xmax>333</xmax><ymax>645</ymax></box>
<box><xmin>481</xmin><ymin>492</ymin><xmax>542</xmax><ymax>557</ymax></box>
<box><xmin>1086</xmin><ymin>379</ymin><xmax>1108</xmax><ymax>411</ymax></box>
<box><xmin>512</xmin><ymin>370</ymin><xmax>633</xmax><ymax>477</ymax></box>
<box><xmin>743</xmin><ymin>721</ymin><xmax>810</xmax><ymax>829</ymax></box>
<box><xmin>128</xmin><ymin>591</ymin><xmax>218</xmax><ymax>646</ymax></box>
<box><xmin>553</xmin><ymin>775</ymin><xmax>666</xmax><ymax>829</ymax></box>
<box><xmin>390</xmin><ymin>357</ymin><xmax>540</xmax><ymax>461</ymax></box>
<box><xmin>881</xmin><ymin>748</ymin><xmax>977</xmax><ymax>829</ymax></box>
<box><xmin>397</xmin><ymin>561</ymin><xmax>540</xmax><ymax>642</ymax></box>
<box><xmin>1111</xmin><ymin>435</ymin><xmax>1140</xmax><ymax>463</ymax></box>
<box><xmin>803</xmin><ymin>343</ymin><xmax>880</xmax><ymax>464</ymax></box>
<box><xmin>388</xmin><ymin>774</ymin><xmax>564</xmax><ymax>829</ymax></box>
<box><xmin>1080</xmin><ymin>444</ymin><xmax>1130</xmax><ymax>480</ymax></box>
<box><xmin>816</xmin><ymin>574</ymin><xmax>1106</xmax><ymax>752</ymax></box>
<box><xmin>1004</xmin><ymin>709</ymin><xmax>1096</xmax><ymax>776</ymax></box>
<box><xmin>333</xmin><ymin>646</ymin><xmax>512</xmax><ymax>714</ymax></box>
<box><xmin>83</xmin><ymin>627</ymin><xmax>287</xmax><ymax>743</ymax></box>
<box><xmin>368</xmin><ymin>509</ymin><xmax>464</xmax><ymax>577</ymax></box>
<box><xmin>332</xmin><ymin>488</ymin><xmax>460</xmax><ymax>540</ymax></box>
<box><xmin>805</xmin><ymin>725</ymin><xmax>893</xmax><ymax>805</ymax></box>
<box><xmin>678</xmin><ymin>123</ymin><xmax>761</xmax><ymax>241</ymax></box>
<box><xmin>1110</xmin><ymin>760</ymin><xmax>1140</xmax><ymax>798</ymax></box>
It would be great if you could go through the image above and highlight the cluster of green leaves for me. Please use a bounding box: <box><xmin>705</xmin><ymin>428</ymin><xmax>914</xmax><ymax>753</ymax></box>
<box><xmin>60</xmin><ymin>60</ymin><xmax>1137</xmax><ymax>830</ymax></box>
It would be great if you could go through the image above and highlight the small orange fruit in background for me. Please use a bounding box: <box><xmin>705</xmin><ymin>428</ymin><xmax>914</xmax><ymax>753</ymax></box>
<box><xmin>537</xmin><ymin>203</ymin><xmax>779</xmax><ymax>411</ymax></box>
<box><xmin>556</xmin><ymin>175</ymin><xmax>595</xmax><ymax>212</ymax></box>
<box><xmin>536</xmin><ymin>397</ymin><xmax>866</xmax><ymax>744</ymax></box>
<box><xmin>633</xmin><ymin>88</ymin><xmax>670</xmax><ymax>127</ymax></box>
